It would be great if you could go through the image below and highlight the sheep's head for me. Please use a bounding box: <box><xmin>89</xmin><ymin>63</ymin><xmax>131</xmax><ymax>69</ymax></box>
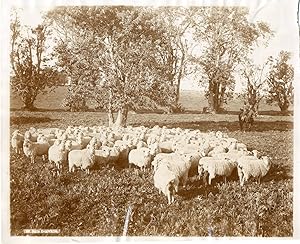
<box><xmin>262</xmin><ymin>156</ymin><xmax>272</xmax><ymax>170</ymax></box>
<box><xmin>12</xmin><ymin>130</ymin><xmax>20</xmax><ymax>136</ymax></box>
<box><xmin>252</xmin><ymin>150</ymin><xmax>259</xmax><ymax>158</ymax></box>
<box><xmin>149</xmin><ymin>143</ymin><xmax>159</xmax><ymax>156</ymax></box>
<box><xmin>65</xmin><ymin>140</ymin><xmax>72</xmax><ymax>151</ymax></box>
<box><xmin>143</xmin><ymin>149</ymin><xmax>151</xmax><ymax>158</ymax></box>
<box><xmin>24</xmin><ymin>131</ymin><xmax>31</xmax><ymax>139</ymax></box>
<box><xmin>54</xmin><ymin>139</ymin><xmax>61</xmax><ymax>146</ymax></box>
<box><xmin>23</xmin><ymin>139</ymin><xmax>32</xmax><ymax>150</ymax></box>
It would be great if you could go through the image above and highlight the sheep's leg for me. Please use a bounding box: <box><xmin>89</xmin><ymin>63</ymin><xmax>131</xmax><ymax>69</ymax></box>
<box><xmin>258</xmin><ymin>177</ymin><xmax>261</xmax><ymax>184</ymax></box>
<box><xmin>182</xmin><ymin>171</ymin><xmax>189</xmax><ymax>188</ymax></box>
<box><xmin>224</xmin><ymin>176</ymin><xmax>227</xmax><ymax>184</ymax></box>
<box><xmin>237</xmin><ymin>167</ymin><xmax>243</xmax><ymax>186</ymax></box>
<box><xmin>208</xmin><ymin>173</ymin><xmax>215</xmax><ymax>185</ymax></box>
<box><xmin>241</xmin><ymin>176</ymin><xmax>245</xmax><ymax>186</ymax></box>
<box><xmin>174</xmin><ymin>184</ymin><xmax>179</xmax><ymax>193</ymax></box>
<box><xmin>167</xmin><ymin>192</ymin><xmax>171</xmax><ymax>204</ymax></box>
<box><xmin>42</xmin><ymin>155</ymin><xmax>46</xmax><ymax>161</ymax></box>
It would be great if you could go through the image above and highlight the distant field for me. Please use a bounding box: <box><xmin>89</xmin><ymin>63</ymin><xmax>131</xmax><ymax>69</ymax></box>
<box><xmin>10</xmin><ymin>87</ymin><xmax>283</xmax><ymax>113</ymax></box>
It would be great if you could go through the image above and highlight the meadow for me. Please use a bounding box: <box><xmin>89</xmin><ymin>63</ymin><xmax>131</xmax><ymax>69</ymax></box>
<box><xmin>9</xmin><ymin>89</ymin><xmax>293</xmax><ymax>237</ymax></box>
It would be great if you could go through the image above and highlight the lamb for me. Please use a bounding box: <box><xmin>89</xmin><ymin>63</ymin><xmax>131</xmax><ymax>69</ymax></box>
<box><xmin>23</xmin><ymin>139</ymin><xmax>50</xmax><ymax>163</ymax></box>
<box><xmin>48</xmin><ymin>140</ymin><xmax>68</xmax><ymax>176</ymax></box>
<box><xmin>237</xmin><ymin>156</ymin><xmax>271</xmax><ymax>186</ymax></box>
<box><xmin>128</xmin><ymin>147</ymin><xmax>152</xmax><ymax>171</ymax></box>
<box><xmin>153</xmin><ymin>164</ymin><xmax>179</xmax><ymax>204</ymax></box>
<box><xmin>11</xmin><ymin>130</ymin><xmax>24</xmax><ymax>154</ymax></box>
<box><xmin>198</xmin><ymin>157</ymin><xmax>237</xmax><ymax>185</ymax></box>
<box><xmin>68</xmin><ymin>146</ymin><xmax>96</xmax><ymax>174</ymax></box>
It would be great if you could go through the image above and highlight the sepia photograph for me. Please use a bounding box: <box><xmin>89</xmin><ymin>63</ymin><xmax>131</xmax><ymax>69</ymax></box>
<box><xmin>1</xmin><ymin>0</ymin><xmax>300</xmax><ymax>242</ymax></box>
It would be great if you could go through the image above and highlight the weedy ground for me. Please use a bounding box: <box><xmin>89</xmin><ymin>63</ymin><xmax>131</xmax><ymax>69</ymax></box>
<box><xmin>8</xmin><ymin>109</ymin><xmax>293</xmax><ymax>237</ymax></box>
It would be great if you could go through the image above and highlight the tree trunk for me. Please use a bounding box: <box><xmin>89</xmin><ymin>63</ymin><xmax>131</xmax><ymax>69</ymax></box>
<box><xmin>279</xmin><ymin>101</ymin><xmax>289</xmax><ymax>115</ymax></box>
<box><xmin>108</xmin><ymin>108</ymin><xmax>115</xmax><ymax>127</ymax></box>
<box><xmin>218</xmin><ymin>85</ymin><xmax>226</xmax><ymax>112</ymax></box>
<box><xmin>113</xmin><ymin>106</ymin><xmax>128</xmax><ymax>127</ymax></box>
<box><xmin>207</xmin><ymin>82</ymin><xmax>216</xmax><ymax>114</ymax></box>
<box><xmin>21</xmin><ymin>93</ymin><xmax>37</xmax><ymax>111</ymax></box>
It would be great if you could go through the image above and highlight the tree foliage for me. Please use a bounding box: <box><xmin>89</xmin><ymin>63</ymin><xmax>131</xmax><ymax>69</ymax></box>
<box><xmin>47</xmin><ymin>6</ymin><xmax>182</xmax><ymax>125</ymax></box>
<box><xmin>239</xmin><ymin>60</ymin><xmax>270</xmax><ymax>113</ymax></box>
<box><xmin>192</xmin><ymin>7</ymin><xmax>273</xmax><ymax>113</ymax></box>
<box><xmin>10</xmin><ymin>9</ymin><xmax>62</xmax><ymax>110</ymax></box>
<box><xmin>266</xmin><ymin>51</ymin><xmax>294</xmax><ymax>114</ymax></box>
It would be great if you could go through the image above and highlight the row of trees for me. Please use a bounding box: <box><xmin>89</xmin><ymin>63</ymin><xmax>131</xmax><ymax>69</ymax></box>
<box><xmin>10</xmin><ymin>6</ymin><xmax>294</xmax><ymax>125</ymax></box>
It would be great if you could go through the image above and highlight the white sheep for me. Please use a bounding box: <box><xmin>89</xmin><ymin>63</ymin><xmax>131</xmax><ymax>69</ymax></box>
<box><xmin>136</xmin><ymin>141</ymin><xmax>148</xmax><ymax>149</ymax></box>
<box><xmin>198</xmin><ymin>157</ymin><xmax>237</xmax><ymax>185</ymax></box>
<box><xmin>207</xmin><ymin>145</ymin><xmax>228</xmax><ymax>157</ymax></box>
<box><xmin>65</xmin><ymin>139</ymin><xmax>83</xmax><ymax>151</ymax></box>
<box><xmin>165</xmin><ymin>154</ymin><xmax>193</xmax><ymax>189</ymax></box>
<box><xmin>11</xmin><ymin>130</ymin><xmax>24</xmax><ymax>154</ymax></box>
<box><xmin>48</xmin><ymin>140</ymin><xmax>68</xmax><ymax>176</ymax></box>
<box><xmin>153</xmin><ymin>153</ymin><xmax>193</xmax><ymax>189</ymax></box>
<box><xmin>24</xmin><ymin>130</ymin><xmax>38</xmax><ymax>142</ymax></box>
<box><xmin>128</xmin><ymin>147</ymin><xmax>152</xmax><ymax>171</ymax></box>
<box><xmin>158</xmin><ymin>140</ymin><xmax>173</xmax><ymax>153</ymax></box>
<box><xmin>23</xmin><ymin>139</ymin><xmax>50</xmax><ymax>163</ymax></box>
<box><xmin>237</xmin><ymin>156</ymin><xmax>271</xmax><ymax>186</ymax></box>
<box><xmin>68</xmin><ymin>147</ymin><xmax>96</xmax><ymax>174</ymax></box>
<box><xmin>153</xmin><ymin>164</ymin><xmax>179</xmax><ymax>204</ymax></box>
<box><xmin>213</xmin><ymin>150</ymin><xmax>250</xmax><ymax>163</ymax></box>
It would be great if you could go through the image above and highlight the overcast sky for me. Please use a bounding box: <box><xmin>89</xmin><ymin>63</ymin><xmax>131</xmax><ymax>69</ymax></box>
<box><xmin>7</xmin><ymin>0</ymin><xmax>300</xmax><ymax>92</ymax></box>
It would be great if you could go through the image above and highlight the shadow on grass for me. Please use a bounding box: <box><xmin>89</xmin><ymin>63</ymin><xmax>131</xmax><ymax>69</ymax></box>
<box><xmin>131</xmin><ymin>120</ymin><xmax>293</xmax><ymax>132</ymax></box>
<box><xmin>10</xmin><ymin>116</ymin><xmax>59</xmax><ymax>126</ymax></box>
<box><xmin>264</xmin><ymin>163</ymin><xmax>293</xmax><ymax>183</ymax></box>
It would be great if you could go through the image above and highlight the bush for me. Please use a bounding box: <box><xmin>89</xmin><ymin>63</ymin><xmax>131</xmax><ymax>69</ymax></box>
<box><xmin>62</xmin><ymin>93</ymin><xmax>89</xmax><ymax>112</ymax></box>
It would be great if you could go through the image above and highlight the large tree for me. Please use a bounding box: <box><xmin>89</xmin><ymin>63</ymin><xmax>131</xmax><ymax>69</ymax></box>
<box><xmin>10</xmin><ymin>10</ymin><xmax>61</xmax><ymax>110</ymax></box>
<box><xmin>266</xmin><ymin>51</ymin><xmax>294</xmax><ymax>114</ymax></box>
<box><xmin>192</xmin><ymin>7</ymin><xmax>273</xmax><ymax>113</ymax></box>
<box><xmin>47</xmin><ymin>6</ymin><xmax>180</xmax><ymax>126</ymax></box>
<box><xmin>239</xmin><ymin>60</ymin><xmax>270</xmax><ymax>113</ymax></box>
<box><xmin>157</xmin><ymin>7</ymin><xmax>197</xmax><ymax>111</ymax></box>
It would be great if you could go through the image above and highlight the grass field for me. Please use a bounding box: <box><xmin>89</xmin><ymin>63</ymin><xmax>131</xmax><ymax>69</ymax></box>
<box><xmin>9</xmin><ymin>106</ymin><xmax>293</xmax><ymax>237</ymax></box>
<box><xmin>9</xmin><ymin>87</ymin><xmax>294</xmax><ymax>237</ymax></box>
<box><xmin>10</xmin><ymin>87</ymin><xmax>283</xmax><ymax>113</ymax></box>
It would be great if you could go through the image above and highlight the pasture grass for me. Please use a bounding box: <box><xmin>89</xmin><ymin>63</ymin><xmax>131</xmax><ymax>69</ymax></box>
<box><xmin>10</xmin><ymin>87</ymin><xmax>284</xmax><ymax>114</ymax></box>
<box><xmin>9</xmin><ymin>111</ymin><xmax>293</xmax><ymax>237</ymax></box>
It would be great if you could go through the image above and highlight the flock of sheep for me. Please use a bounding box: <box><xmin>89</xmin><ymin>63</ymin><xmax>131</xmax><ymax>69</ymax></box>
<box><xmin>11</xmin><ymin>125</ymin><xmax>272</xmax><ymax>204</ymax></box>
